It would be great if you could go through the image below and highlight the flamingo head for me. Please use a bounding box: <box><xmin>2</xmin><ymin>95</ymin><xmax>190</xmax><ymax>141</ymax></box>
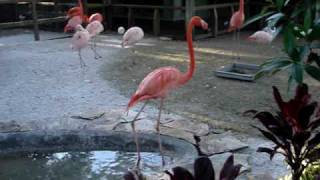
<box><xmin>66</xmin><ymin>7</ymin><xmax>81</xmax><ymax>19</ymax></box>
<box><xmin>121</xmin><ymin>40</ymin><xmax>127</xmax><ymax>48</ymax></box>
<box><xmin>191</xmin><ymin>16</ymin><xmax>208</xmax><ymax>30</ymax></box>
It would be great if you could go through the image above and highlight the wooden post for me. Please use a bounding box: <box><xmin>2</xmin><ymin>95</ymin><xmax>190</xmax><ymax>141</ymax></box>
<box><xmin>83</xmin><ymin>0</ymin><xmax>88</xmax><ymax>15</ymax></box>
<box><xmin>31</xmin><ymin>0</ymin><xmax>40</xmax><ymax>41</ymax></box>
<box><xmin>106</xmin><ymin>0</ymin><xmax>113</xmax><ymax>30</ymax></box>
<box><xmin>185</xmin><ymin>0</ymin><xmax>194</xmax><ymax>26</ymax></box>
<box><xmin>53</xmin><ymin>0</ymin><xmax>60</xmax><ymax>31</ymax></box>
<box><xmin>185</xmin><ymin>0</ymin><xmax>195</xmax><ymax>39</ymax></box>
<box><xmin>153</xmin><ymin>8</ymin><xmax>160</xmax><ymax>36</ymax></box>
<box><xmin>213</xmin><ymin>7</ymin><xmax>218</xmax><ymax>37</ymax></box>
<box><xmin>128</xmin><ymin>7</ymin><xmax>134</xmax><ymax>27</ymax></box>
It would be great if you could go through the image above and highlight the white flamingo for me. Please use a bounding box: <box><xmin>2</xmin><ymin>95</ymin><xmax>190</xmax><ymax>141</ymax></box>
<box><xmin>71</xmin><ymin>24</ymin><xmax>90</xmax><ymax>68</ymax></box>
<box><xmin>86</xmin><ymin>20</ymin><xmax>104</xmax><ymax>59</ymax></box>
<box><xmin>248</xmin><ymin>27</ymin><xmax>277</xmax><ymax>44</ymax></box>
<box><xmin>121</xmin><ymin>27</ymin><xmax>144</xmax><ymax>48</ymax></box>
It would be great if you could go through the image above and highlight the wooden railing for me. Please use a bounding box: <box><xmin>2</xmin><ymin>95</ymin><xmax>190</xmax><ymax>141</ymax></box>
<box><xmin>0</xmin><ymin>0</ymin><xmax>66</xmax><ymax>41</ymax></box>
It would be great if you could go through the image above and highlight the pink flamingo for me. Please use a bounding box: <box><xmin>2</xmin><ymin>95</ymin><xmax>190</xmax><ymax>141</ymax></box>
<box><xmin>228</xmin><ymin>0</ymin><xmax>245</xmax><ymax>59</ymax></box>
<box><xmin>66</xmin><ymin>0</ymin><xmax>87</xmax><ymax>20</ymax></box>
<box><xmin>121</xmin><ymin>27</ymin><xmax>144</xmax><ymax>48</ymax></box>
<box><xmin>64</xmin><ymin>16</ymin><xmax>83</xmax><ymax>32</ymax></box>
<box><xmin>71</xmin><ymin>24</ymin><xmax>90</xmax><ymax>68</ymax></box>
<box><xmin>126</xmin><ymin>16</ymin><xmax>208</xmax><ymax>172</ymax></box>
<box><xmin>64</xmin><ymin>0</ymin><xmax>88</xmax><ymax>32</ymax></box>
<box><xmin>86</xmin><ymin>13</ymin><xmax>104</xmax><ymax>59</ymax></box>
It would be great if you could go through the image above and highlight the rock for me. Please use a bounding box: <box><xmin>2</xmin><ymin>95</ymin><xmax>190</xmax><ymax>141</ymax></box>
<box><xmin>0</xmin><ymin>121</ymin><xmax>29</xmax><ymax>133</ymax></box>
<box><xmin>160</xmin><ymin>126</ymin><xmax>196</xmax><ymax>144</ymax></box>
<box><xmin>199</xmin><ymin>131</ymin><xmax>248</xmax><ymax>155</ymax></box>
<box><xmin>113</xmin><ymin>119</ymin><xmax>156</xmax><ymax>133</ymax></box>
<box><xmin>248</xmin><ymin>151</ymin><xmax>289</xmax><ymax>179</ymax></box>
<box><xmin>161</xmin><ymin>116</ymin><xmax>210</xmax><ymax>136</ymax></box>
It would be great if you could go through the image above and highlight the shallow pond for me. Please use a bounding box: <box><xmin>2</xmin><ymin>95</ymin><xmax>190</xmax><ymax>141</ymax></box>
<box><xmin>0</xmin><ymin>150</ymin><xmax>171</xmax><ymax>180</ymax></box>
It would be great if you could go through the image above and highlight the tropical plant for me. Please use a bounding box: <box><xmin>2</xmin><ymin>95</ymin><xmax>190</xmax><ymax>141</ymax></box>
<box><xmin>301</xmin><ymin>160</ymin><xmax>320</xmax><ymax>180</ymax></box>
<box><xmin>244</xmin><ymin>0</ymin><xmax>320</xmax><ymax>89</ymax></box>
<box><xmin>164</xmin><ymin>155</ymin><xmax>242</xmax><ymax>180</ymax></box>
<box><xmin>248</xmin><ymin>84</ymin><xmax>320</xmax><ymax>180</ymax></box>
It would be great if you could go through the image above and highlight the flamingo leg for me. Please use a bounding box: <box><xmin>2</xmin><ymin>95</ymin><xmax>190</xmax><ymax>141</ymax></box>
<box><xmin>237</xmin><ymin>29</ymin><xmax>241</xmax><ymax>60</ymax></box>
<box><xmin>91</xmin><ymin>37</ymin><xmax>102</xmax><ymax>59</ymax></box>
<box><xmin>156</xmin><ymin>98</ymin><xmax>165</xmax><ymax>167</ymax></box>
<box><xmin>232</xmin><ymin>31</ymin><xmax>236</xmax><ymax>60</ymax></box>
<box><xmin>78</xmin><ymin>49</ymin><xmax>86</xmax><ymax>68</ymax></box>
<box><xmin>131</xmin><ymin>101</ymin><xmax>148</xmax><ymax>171</ymax></box>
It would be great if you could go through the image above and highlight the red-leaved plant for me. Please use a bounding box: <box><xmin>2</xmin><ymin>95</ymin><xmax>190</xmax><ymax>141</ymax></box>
<box><xmin>248</xmin><ymin>84</ymin><xmax>320</xmax><ymax>180</ymax></box>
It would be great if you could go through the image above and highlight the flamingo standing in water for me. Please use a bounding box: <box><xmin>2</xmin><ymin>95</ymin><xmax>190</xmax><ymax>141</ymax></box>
<box><xmin>228</xmin><ymin>0</ymin><xmax>245</xmax><ymax>59</ymax></box>
<box><xmin>71</xmin><ymin>24</ymin><xmax>90</xmax><ymax>68</ymax></box>
<box><xmin>86</xmin><ymin>13</ymin><xmax>104</xmax><ymax>59</ymax></box>
<box><xmin>126</xmin><ymin>16</ymin><xmax>208</xmax><ymax>173</ymax></box>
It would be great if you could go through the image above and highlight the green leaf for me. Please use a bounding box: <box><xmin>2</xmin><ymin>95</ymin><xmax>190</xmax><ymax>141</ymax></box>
<box><xmin>276</xmin><ymin>0</ymin><xmax>284</xmax><ymax>10</ymax></box>
<box><xmin>255</xmin><ymin>70</ymin><xmax>267</xmax><ymax>80</ymax></box>
<box><xmin>283</xmin><ymin>25</ymin><xmax>297</xmax><ymax>55</ymax></box>
<box><xmin>304</xmin><ymin>9</ymin><xmax>312</xmax><ymax>30</ymax></box>
<box><xmin>290</xmin><ymin>6</ymin><xmax>304</xmax><ymax>19</ymax></box>
<box><xmin>266</xmin><ymin>12</ymin><xmax>285</xmax><ymax>22</ymax></box>
<box><xmin>305</xmin><ymin>64</ymin><xmax>320</xmax><ymax>81</ymax></box>
<box><xmin>255</xmin><ymin>59</ymin><xmax>292</xmax><ymax>79</ymax></box>
<box><xmin>242</xmin><ymin>11</ymin><xmax>275</xmax><ymax>28</ymax></box>
<box><xmin>309</xmin><ymin>24</ymin><xmax>320</xmax><ymax>39</ymax></box>
<box><xmin>287</xmin><ymin>75</ymin><xmax>295</xmax><ymax>93</ymax></box>
<box><xmin>292</xmin><ymin>62</ymin><xmax>303</xmax><ymax>84</ymax></box>
<box><xmin>298</xmin><ymin>45</ymin><xmax>310</xmax><ymax>61</ymax></box>
<box><xmin>284</xmin><ymin>0</ymin><xmax>290</xmax><ymax>6</ymax></box>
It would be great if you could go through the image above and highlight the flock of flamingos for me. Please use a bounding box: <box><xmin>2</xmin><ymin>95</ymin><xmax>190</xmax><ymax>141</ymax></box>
<box><xmin>62</xmin><ymin>0</ymin><xmax>276</xmax><ymax>179</ymax></box>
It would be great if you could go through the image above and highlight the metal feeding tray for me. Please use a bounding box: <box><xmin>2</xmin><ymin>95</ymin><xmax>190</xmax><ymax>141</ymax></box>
<box><xmin>215</xmin><ymin>63</ymin><xmax>261</xmax><ymax>82</ymax></box>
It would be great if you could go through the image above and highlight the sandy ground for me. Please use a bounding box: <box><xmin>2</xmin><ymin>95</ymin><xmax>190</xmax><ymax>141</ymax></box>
<box><xmin>0</xmin><ymin>29</ymin><xmax>319</xmax><ymax>135</ymax></box>
<box><xmin>4</xmin><ymin>28</ymin><xmax>320</xmax><ymax>179</ymax></box>
<box><xmin>0</xmin><ymin>29</ymin><xmax>128</xmax><ymax>130</ymax></box>
<box><xmin>101</xmin><ymin>31</ymin><xmax>320</xmax><ymax>134</ymax></box>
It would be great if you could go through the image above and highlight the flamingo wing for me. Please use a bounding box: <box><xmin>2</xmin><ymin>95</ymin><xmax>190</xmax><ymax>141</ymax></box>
<box><xmin>86</xmin><ymin>21</ymin><xmax>104</xmax><ymax>36</ymax></box>
<box><xmin>122</xmin><ymin>27</ymin><xmax>144</xmax><ymax>46</ymax></box>
<box><xmin>64</xmin><ymin>16</ymin><xmax>82</xmax><ymax>32</ymax></box>
<box><xmin>128</xmin><ymin>67</ymin><xmax>181</xmax><ymax>108</ymax></box>
<box><xmin>71</xmin><ymin>30</ymin><xmax>90</xmax><ymax>50</ymax></box>
<box><xmin>228</xmin><ymin>11</ymin><xmax>245</xmax><ymax>32</ymax></box>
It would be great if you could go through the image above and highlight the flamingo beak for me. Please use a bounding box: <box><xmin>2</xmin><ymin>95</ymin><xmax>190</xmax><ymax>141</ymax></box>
<box><xmin>247</xmin><ymin>36</ymin><xmax>255</xmax><ymax>41</ymax></box>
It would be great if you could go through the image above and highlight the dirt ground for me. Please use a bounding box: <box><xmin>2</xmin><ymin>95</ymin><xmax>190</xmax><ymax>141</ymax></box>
<box><xmin>1</xmin><ymin>29</ymin><xmax>319</xmax><ymax>135</ymax></box>
<box><xmin>101</xmin><ymin>31</ymin><xmax>320</xmax><ymax>134</ymax></box>
<box><xmin>2</xmin><ymin>28</ymin><xmax>319</xmax><ymax>179</ymax></box>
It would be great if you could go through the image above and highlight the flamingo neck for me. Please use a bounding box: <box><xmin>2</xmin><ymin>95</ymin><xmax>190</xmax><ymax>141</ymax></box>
<box><xmin>180</xmin><ymin>19</ymin><xmax>196</xmax><ymax>85</ymax></box>
<box><xmin>78</xmin><ymin>0</ymin><xmax>84</xmax><ymax>16</ymax></box>
<box><xmin>239</xmin><ymin>0</ymin><xmax>244</xmax><ymax>13</ymax></box>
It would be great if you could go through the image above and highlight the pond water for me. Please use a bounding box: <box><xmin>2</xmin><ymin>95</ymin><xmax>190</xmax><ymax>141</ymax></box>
<box><xmin>0</xmin><ymin>150</ymin><xmax>172</xmax><ymax>180</ymax></box>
